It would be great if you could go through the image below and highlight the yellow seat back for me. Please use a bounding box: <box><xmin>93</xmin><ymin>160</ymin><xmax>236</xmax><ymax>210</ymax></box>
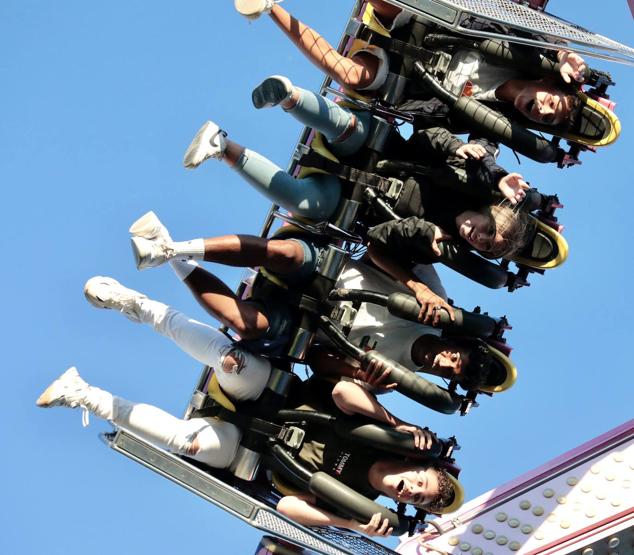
<box><xmin>206</xmin><ymin>372</ymin><xmax>236</xmax><ymax>413</ymax></box>
<box><xmin>510</xmin><ymin>217</ymin><xmax>569</xmax><ymax>270</ymax></box>
<box><xmin>478</xmin><ymin>345</ymin><xmax>518</xmax><ymax>394</ymax></box>
<box><xmin>432</xmin><ymin>473</ymin><xmax>465</xmax><ymax>515</ymax></box>
<box><xmin>565</xmin><ymin>92</ymin><xmax>621</xmax><ymax>147</ymax></box>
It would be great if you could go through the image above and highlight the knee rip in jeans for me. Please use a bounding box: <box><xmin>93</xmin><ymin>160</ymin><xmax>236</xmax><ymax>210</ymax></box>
<box><xmin>219</xmin><ymin>346</ymin><xmax>247</xmax><ymax>375</ymax></box>
<box><xmin>332</xmin><ymin>113</ymin><xmax>358</xmax><ymax>144</ymax></box>
<box><xmin>187</xmin><ymin>435</ymin><xmax>202</xmax><ymax>456</ymax></box>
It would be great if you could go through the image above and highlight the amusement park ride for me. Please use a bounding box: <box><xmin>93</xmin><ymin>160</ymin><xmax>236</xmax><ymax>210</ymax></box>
<box><xmin>56</xmin><ymin>0</ymin><xmax>634</xmax><ymax>553</ymax></box>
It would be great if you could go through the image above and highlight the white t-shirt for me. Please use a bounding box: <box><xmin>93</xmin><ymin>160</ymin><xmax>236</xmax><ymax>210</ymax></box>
<box><xmin>443</xmin><ymin>49</ymin><xmax>522</xmax><ymax>101</ymax></box>
<box><xmin>331</xmin><ymin>260</ymin><xmax>446</xmax><ymax>370</ymax></box>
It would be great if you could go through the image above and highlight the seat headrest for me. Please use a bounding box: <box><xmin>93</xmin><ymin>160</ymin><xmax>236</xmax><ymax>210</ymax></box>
<box><xmin>429</xmin><ymin>472</ymin><xmax>465</xmax><ymax>515</ymax></box>
<box><xmin>510</xmin><ymin>216</ymin><xmax>569</xmax><ymax>270</ymax></box>
<box><xmin>478</xmin><ymin>345</ymin><xmax>517</xmax><ymax>394</ymax></box>
<box><xmin>206</xmin><ymin>372</ymin><xmax>236</xmax><ymax>413</ymax></box>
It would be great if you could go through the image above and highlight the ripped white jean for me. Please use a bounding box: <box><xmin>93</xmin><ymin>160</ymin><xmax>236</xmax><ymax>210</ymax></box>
<box><xmin>137</xmin><ymin>298</ymin><xmax>272</xmax><ymax>402</ymax></box>
<box><xmin>110</xmin><ymin>398</ymin><xmax>242</xmax><ymax>468</ymax></box>
<box><xmin>97</xmin><ymin>299</ymin><xmax>273</xmax><ymax>468</ymax></box>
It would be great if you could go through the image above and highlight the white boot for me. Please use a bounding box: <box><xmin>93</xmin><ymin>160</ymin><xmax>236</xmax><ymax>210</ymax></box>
<box><xmin>84</xmin><ymin>276</ymin><xmax>147</xmax><ymax>323</ymax></box>
<box><xmin>129</xmin><ymin>211</ymin><xmax>172</xmax><ymax>242</ymax></box>
<box><xmin>183</xmin><ymin>121</ymin><xmax>227</xmax><ymax>168</ymax></box>
<box><xmin>130</xmin><ymin>235</ymin><xmax>205</xmax><ymax>270</ymax></box>
<box><xmin>36</xmin><ymin>367</ymin><xmax>113</xmax><ymax>426</ymax></box>
<box><xmin>235</xmin><ymin>0</ymin><xmax>279</xmax><ymax>20</ymax></box>
<box><xmin>130</xmin><ymin>237</ymin><xmax>176</xmax><ymax>270</ymax></box>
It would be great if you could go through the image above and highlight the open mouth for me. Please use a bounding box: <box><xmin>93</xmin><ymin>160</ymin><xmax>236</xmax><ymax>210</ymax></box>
<box><xmin>467</xmin><ymin>226</ymin><xmax>475</xmax><ymax>242</ymax></box>
<box><xmin>397</xmin><ymin>480</ymin><xmax>405</xmax><ymax>496</ymax></box>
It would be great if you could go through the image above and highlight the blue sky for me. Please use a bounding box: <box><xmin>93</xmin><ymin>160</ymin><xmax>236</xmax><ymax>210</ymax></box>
<box><xmin>2</xmin><ymin>1</ymin><xmax>633</xmax><ymax>553</ymax></box>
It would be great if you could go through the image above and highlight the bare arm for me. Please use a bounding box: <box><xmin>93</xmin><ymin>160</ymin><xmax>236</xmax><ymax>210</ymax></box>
<box><xmin>307</xmin><ymin>344</ymin><xmax>360</xmax><ymax>380</ymax></box>
<box><xmin>268</xmin><ymin>5</ymin><xmax>378</xmax><ymax>89</ymax></box>
<box><xmin>332</xmin><ymin>380</ymin><xmax>399</xmax><ymax>424</ymax></box>
<box><xmin>332</xmin><ymin>377</ymin><xmax>437</xmax><ymax>450</ymax></box>
<box><xmin>277</xmin><ymin>494</ymin><xmax>393</xmax><ymax>536</ymax></box>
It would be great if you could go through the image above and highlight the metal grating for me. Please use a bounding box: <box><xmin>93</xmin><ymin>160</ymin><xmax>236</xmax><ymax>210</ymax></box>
<box><xmin>313</xmin><ymin>527</ymin><xmax>401</xmax><ymax>555</ymax></box>
<box><xmin>253</xmin><ymin>512</ymin><xmax>364</xmax><ymax>555</ymax></box>
<box><xmin>391</xmin><ymin>0</ymin><xmax>634</xmax><ymax>64</ymax></box>
<box><xmin>107</xmin><ymin>427</ymin><xmax>396</xmax><ymax>555</ymax></box>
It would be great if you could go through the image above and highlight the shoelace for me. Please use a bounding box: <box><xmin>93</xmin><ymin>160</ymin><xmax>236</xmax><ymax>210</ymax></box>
<box><xmin>80</xmin><ymin>405</ymin><xmax>90</xmax><ymax>428</ymax></box>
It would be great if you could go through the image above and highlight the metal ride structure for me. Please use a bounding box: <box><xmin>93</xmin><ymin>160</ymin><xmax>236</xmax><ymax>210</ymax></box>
<box><xmin>102</xmin><ymin>1</ymin><xmax>634</xmax><ymax>554</ymax></box>
<box><xmin>397</xmin><ymin>420</ymin><xmax>634</xmax><ymax>555</ymax></box>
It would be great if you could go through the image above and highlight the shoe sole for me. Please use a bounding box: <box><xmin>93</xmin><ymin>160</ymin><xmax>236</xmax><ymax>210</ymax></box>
<box><xmin>36</xmin><ymin>367</ymin><xmax>79</xmax><ymax>407</ymax></box>
<box><xmin>36</xmin><ymin>383</ymin><xmax>57</xmax><ymax>407</ymax></box>
<box><xmin>252</xmin><ymin>77</ymin><xmax>290</xmax><ymax>109</ymax></box>
<box><xmin>129</xmin><ymin>211</ymin><xmax>159</xmax><ymax>238</ymax></box>
<box><xmin>235</xmin><ymin>0</ymin><xmax>266</xmax><ymax>17</ymax></box>
<box><xmin>183</xmin><ymin>122</ymin><xmax>212</xmax><ymax>168</ymax></box>
<box><xmin>83</xmin><ymin>276</ymin><xmax>122</xmax><ymax>310</ymax></box>
<box><xmin>130</xmin><ymin>237</ymin><xmax>145</xmax><ymax>270</ymax></box>
<box><xmin>183</xmin><ymin>121</ymin><xmax>225</xmax><ymax>168</ymax></box>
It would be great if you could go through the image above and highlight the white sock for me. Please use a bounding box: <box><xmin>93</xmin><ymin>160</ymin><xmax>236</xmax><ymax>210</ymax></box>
<box><xmin>170</xmin><ymin>238</ymin><xmax>205</xmax><ymax>259</ymax></box>
<box><xmin>169</xmin><ymin>258</ymin><xmax>199</xmax><ymax>281</ymax></box>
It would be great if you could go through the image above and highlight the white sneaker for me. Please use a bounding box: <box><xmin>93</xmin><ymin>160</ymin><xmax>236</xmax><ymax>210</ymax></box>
<box><xmin>130</xmin><ymin>236</ymin><xmax>175</xmax><ymax>270</ymax></box>
<box><xmin>36</xmin><ymin>367</ymin><xmax>90</xmax><ymax>409</ymax></box>
<box><xmin>183</xmin><ymin>121</ymin><xmax>227</xmax><ymax>169</ymax></box>
<box><xmin>84</xmin><ymin>276</ymin><xmax>147</xmax><ymax>323</ymax></box>
<box><xmin>235</xmin><ymin>0</ymin><xmax>279</xmax><ymax>20</ymax></box>
<box><xmin>252</xmin><ymin>75</ymin><xmax>294</xmax><ymax>109</ymax></box>
<box><xmin>129</xmin><ymin>211</ymin><xmax>172</xmax><ymax>242</ymax></box>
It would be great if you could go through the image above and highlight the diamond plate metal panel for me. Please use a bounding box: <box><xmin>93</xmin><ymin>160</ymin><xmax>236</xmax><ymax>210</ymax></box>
<box><xmin>392</xmin><ymin>0</ymin><xmax>634</xmax><ymax>64</ymax></box>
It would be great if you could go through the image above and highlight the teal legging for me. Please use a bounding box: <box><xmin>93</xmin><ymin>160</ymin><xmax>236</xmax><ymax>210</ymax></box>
<box><xmin>286</xmin><ymin>88</ymin><xmax>372</xmax><ymax>157</ymax></box>
<box><xmin>232</xmin><ymin>88</ymin><xmax>372</xmax><ymax>220</ymax></box>
<box><xmin>234</xmin><ymin>148</ymin><xmax>341</xmax><ymax>220</ymax></box>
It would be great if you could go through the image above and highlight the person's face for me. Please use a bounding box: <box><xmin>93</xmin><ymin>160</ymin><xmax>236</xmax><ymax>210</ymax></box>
<box><xmin>514</xmin><ymin>82</ymin><xmax>569</xmax><ymax>126</ymax></box>
<box><xmin>455</xmin><ymin>210</ymin><xmax>504</xmax><ymax>253</ymax></box>
<box><xmin>382</xmin><ymin>467</ymin><xmax>440</xmax><ymax>506</ymax></box>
